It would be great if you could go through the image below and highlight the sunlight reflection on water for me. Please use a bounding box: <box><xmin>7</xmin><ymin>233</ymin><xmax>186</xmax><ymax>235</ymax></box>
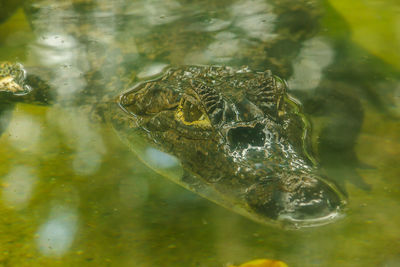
<box><xmin>30</xmin><ymin>33</ymin><xmax>88</xmax><ymax>101</ymax></box>
<box><xmin>231</xmin><ymin>0</ymin><xmax>276</xmax><ymax>41</ymax></box>
<box><xmin>8</xmin><ymin>114</ymin><xmax>41</xmax><ymax>151</ymax></box>
<box><xmin>137</xmin><ymin>63</ymin><xmax>168</xmax><ymax>79</ymax></box>
<box><xmin>1</xmin><ymin>165</ymin><xmax>36</xmax><ymax>210</ymax></box>
<box><xmin>288</xmin><ymin>37</ymin><xmax>334</xmax><ymax>90</ymax></box>
<box><xmin>63</xmin><ymin>113</ymin><xmax>106</xmax><ymax>176</ymax></box>
<box><xmin>185</xmin><ymin>0</ymin><xmax>277</xmax><ymax>64</ymax></box>
<box><xmin>46</xmin><ymin>108</ymin><xmax>106</xmax><ymax>176</ymax></box>
<box><xmin>145</xmin><ymin>147</ymin><xmax>179</xmax><ymax>169</ymax></box>
<box><xmin>132</xmin><ymin>0</ymin><xmax>181</xmax><ymax>26</ymax></box>
<box><xmin>36</xmin><ymin>206</ymin><xmax>78</xmax><ymax>257</ymax></box>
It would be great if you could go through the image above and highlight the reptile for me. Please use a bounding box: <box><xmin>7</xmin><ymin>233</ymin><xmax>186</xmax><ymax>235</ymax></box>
<box><xmin>1</xmin><ymin>0</ymin><xmax>392</xmax><ymax>227</ymax></box>
<box><xmin>0</xmin><ymin>61</ymin><xmax>345</xmax><ymax>227</ymax></box>
<box><xmin>115</xmin><ymin>65</ymin><xmax>345</xmax><ymax>226</ymax></box>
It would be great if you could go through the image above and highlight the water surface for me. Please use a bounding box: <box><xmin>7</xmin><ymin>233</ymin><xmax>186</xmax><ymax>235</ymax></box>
<box><xmin>0</xmin><ymin>0</ymin><xmax>399</xmax><ymax>266</ymax></box>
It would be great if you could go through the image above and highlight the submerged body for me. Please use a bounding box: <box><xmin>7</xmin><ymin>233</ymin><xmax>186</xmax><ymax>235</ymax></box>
<box><xmin>116</xmin><ymin>65</ymin><xmax>345</xmax><ymax>227</ymax></box>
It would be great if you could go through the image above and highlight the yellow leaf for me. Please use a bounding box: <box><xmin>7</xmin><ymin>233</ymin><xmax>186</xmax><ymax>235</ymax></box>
<box><xmin>229</xmin><ymin>258</ymin><xmax>288</xmax><ymax>267</ymax></box>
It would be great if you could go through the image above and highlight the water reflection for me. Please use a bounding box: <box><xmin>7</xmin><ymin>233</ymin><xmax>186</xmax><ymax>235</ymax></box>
<box><xmin>136</xmin><ymin>0</ymin><xmax>181</xmax><ymax>25</ymax></box>
<box><xmin>0</xmin><ymin>107</ymin><xmax>12</xmax><ymax>133</ymax></box>
<box><xmin>230</xmin><ymin>0</ymin><xmax>277</xmax><ymax>41</ymax></box>
<box><xmin>36</xmin><ymin>205</ymin><xmax>78</xmax><ymax>257</ymax></box>
<box><xmin>185</xmin><ymin>0</ymin><xmax>277</xmax><ymax>65</ymax></box>
<box><xmin>8</xmin><ymin>114</ymin><xmax>41</xmax><ymax>151</ymax></box>
<box><xmin>47</xmin><ymin>109</ymin><xmax>106</xmax><ymax>176</ymax></box>
<box><xmin>137</xmin><ymin>63</ymin><xmax>168</xmax><ymax>79</ymax></box>
<box><xmin>288</xmin><ymin>37</ymin><xmax>334</xmax><ymax>90</ymax></box>
<box><xmin>1</xmin><ymin>165</ymin><xmax>36</xmax><ymax>210</ymax></box>
<box><xmin>192</xmin><ymin>31</ymin><xmax>240</xmax><ymax>64</ymax></box>
<box><xmin>30</xmin><ymin>33</ymin><xmax>87</xmax><ymax>101</ymax></box>
<box><xmin>187</xmin><ymin>18</ymin><xmax>230</xmax><ymax>33</ymax></box>
<box><xmin>145</xmin><ymin>148</ymin><xmax>179</xmax><ymax>169</ymax></box>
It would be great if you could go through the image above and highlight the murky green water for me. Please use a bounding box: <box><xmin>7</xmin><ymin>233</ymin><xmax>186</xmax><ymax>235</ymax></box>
<box><xmin>0</xmin><ymin>0</ymin><xmax>399</xmax><ymax>266</ymax></box>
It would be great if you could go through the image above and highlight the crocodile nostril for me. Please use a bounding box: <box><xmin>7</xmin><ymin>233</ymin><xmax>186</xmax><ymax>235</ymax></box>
<box><xmin>288</xmin><ymin>179</ymin><xmax>344</xmax><ymax>220</ymax></box>
<box><xmin>246</xmin><ymin>176</ymin><xmax>344</xmax><ymax>227</ymax></box>
<box><xmin>227</xmin><ymin>123</ymin><xmax>266</xmax><ymax>150</ymax></box>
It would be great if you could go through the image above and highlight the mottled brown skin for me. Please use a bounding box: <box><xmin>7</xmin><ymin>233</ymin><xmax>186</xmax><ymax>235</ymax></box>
<box><xmin>118</xmin><ymin>65</ymin><xmax>345</xmax><ymax>226</ymax></box>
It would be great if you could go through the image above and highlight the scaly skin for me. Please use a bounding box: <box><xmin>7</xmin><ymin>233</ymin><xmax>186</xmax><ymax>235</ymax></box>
<box><xmin>115</xmin><ymin>65</ymin><xmax>345</xmax><ymax>227</ymax></box>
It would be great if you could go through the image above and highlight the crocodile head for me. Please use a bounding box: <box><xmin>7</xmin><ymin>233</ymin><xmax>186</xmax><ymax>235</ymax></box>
<box><xmin>118</xmin><ymin>65</ymin><xmax>345</xmax><ymax>227</ymax></box>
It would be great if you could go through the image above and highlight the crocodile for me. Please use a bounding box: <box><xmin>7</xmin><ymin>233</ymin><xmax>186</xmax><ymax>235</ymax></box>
<box><xmin>1</xmin><ymin>0</ymin><xmax>390</xmax><ymax>227</ymax></box>
<box><xmin>115</xmin><ymin>65</ymin><xmax>345</xmax><ymax>226</ymax></box>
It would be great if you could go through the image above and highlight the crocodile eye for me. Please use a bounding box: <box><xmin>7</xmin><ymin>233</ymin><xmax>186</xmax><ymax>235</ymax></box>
<box><xmin>175</xmin><ymin>97</ymin><xmax>211</xmax><ymax>127</ymax></box>
<box><xmin>227</xmin><ymin>123</ymin><xmax>266</xmax><ymax>150</ymax></box>
<box><xmin>190</xmin><ymin>80</ymin><xmax>224</xmax><ymax>125</ymax></box>
<box><xmin>181</xmin><ymin>98</ymin><xmax>203</xmax><ymax>122</ymax></box>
